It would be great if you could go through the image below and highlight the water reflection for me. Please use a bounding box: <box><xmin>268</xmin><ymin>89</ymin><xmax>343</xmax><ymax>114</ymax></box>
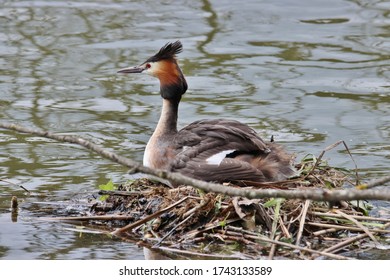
<box><xmin>0</xmin><ymin>0</ymin><xmax>389</xmax><ymax>259</ymax></box>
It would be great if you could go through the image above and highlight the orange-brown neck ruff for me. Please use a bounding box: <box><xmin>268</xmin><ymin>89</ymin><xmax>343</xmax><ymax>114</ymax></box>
<box><xmin>153</xmin><ymin>59</ymin><xmax>187</xmax><ymax>100</ymax></box>
<box><xmin>154</xmin><ymin>60</ymin><xmax>180</xmax><ymax>85</ymax></box>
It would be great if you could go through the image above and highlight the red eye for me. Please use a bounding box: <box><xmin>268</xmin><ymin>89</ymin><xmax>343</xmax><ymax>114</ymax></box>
<box><xmin>145</xmin><ymin>63</ymin><xmax>151</xmax><ymax>69</ymax></box>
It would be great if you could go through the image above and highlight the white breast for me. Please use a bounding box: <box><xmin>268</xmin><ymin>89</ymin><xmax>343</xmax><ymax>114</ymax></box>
<box><xmin>143</xmin><ymin>140</ymin><xmax>152</xmax><ymax>167</ymax></box>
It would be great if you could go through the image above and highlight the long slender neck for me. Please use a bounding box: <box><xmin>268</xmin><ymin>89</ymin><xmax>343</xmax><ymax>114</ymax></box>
<box><xmin>151</xmin><ymin>59</ymin><xmax>186</xmax><ymax>137</ymax></box>
<box><xmin>154</xmin><ymin>98</ymin><xmax>179</xmax><ymax>135</ymax></box>
<box><xmin>143</xmin><ymin>97</ymin><xmax>179</xmax><ymax>169</ymax></box>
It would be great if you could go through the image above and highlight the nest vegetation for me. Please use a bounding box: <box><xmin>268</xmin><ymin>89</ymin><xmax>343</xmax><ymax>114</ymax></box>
<box><xmin>79</xmin><ymin>154</ymin><xmax>390</xmax><ymax>260</ymax></box>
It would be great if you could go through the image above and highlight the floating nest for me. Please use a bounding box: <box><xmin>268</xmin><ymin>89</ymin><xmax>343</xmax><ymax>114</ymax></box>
<box><xmin>58</xmin><ymin>155</ymin><xmax>390</xmax><ymax>260</ymax></box>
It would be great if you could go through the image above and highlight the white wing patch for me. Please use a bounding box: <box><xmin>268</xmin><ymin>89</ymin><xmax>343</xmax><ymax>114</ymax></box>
<box><xmin>206</xmin><ymin>149</ymin><xmax>236</xmax><ymax>166</ymax></box>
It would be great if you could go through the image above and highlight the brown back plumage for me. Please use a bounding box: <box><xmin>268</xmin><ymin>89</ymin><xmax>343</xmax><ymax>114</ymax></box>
<box><xmin>168</xmin><ymin>119</ymin><xmax>295</xmax><ymax>182</ymax></box>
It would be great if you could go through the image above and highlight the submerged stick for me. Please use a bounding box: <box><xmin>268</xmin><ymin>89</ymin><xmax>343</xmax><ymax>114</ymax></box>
<box><xmin>98</xmin><ymin>190</ymin><xmax>151</xmax><ymax>196</ymax></box>
<box><xmin>2</xmin><ymin>122</ymin><xmax>390</xmax><ymax>202</ymax></box>
<box><xmin>156</xmin><ymin>246</ymin><xmax>250</xmax><ymax>260</ymax></box>
<box><xmin>42</xmin><ymin>215</ymin><xmax>135</xmax><ymax>222</ymax></box>
<box><xmin>0</xmin><ymin>178</ymin><xmax>30</xmax><ymax>193</ymax></box>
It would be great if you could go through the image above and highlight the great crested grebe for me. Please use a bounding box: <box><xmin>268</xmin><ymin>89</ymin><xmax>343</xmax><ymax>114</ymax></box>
<box><xmin>118</xmin><ymin>41</ymin><xmax>295</xmax><ymax>183</ymax></box>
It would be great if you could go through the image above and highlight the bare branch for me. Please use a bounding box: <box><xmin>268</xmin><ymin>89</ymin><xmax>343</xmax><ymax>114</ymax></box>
<box><xmin>357</xmin><ymin>175</ymin><xmax>390</xmax><ymax>190</ymax></box>
<box><xmin>1</xmin><ymin>122</ymin><xmax>390</xmax><ymax>202</ymax></box>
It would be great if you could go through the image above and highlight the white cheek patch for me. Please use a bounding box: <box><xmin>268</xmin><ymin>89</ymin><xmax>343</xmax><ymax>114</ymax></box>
<box><xmin>206</xmin><ymin>149</ymin><xmax>236</xmax><ymax>166</ymax></box>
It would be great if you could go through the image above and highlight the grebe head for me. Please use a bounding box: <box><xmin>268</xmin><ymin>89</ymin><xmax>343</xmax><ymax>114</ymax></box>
<box><xmin>118</xmin><ymin>41</ymin><xmax>187</xmax><ymax>101</ymax></box>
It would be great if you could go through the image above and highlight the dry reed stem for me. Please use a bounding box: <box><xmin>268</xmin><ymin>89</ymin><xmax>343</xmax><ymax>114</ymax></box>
<box><xmin>313</xmin><ymin>228</ymin><xmax>339</xmax><ymax>236</ymax></box>
<box><xmin>155</xmin><ymin>213</ymin><xmax>196</xmax><ymax>246</ymax></box>
<box><xmin>279</xmin><ymin>216</ymin><xmax>291</xmax><ymax>239</ymax></box>
<box><xmin>156</xmin><ymin>246</ymin><xmax>251</xmax><ymax>260</ymax></box>
<box><xmin>323</xmin><ymin>233</ymin><xmax>371</xmax><ymax>254</ymax></box>
<box><xmin>180</xmin><ymin>218</ymin><xmax>241</xmax><ymax>240</ymax></box>
<box><xmin>309</xmin><ymin>211</ymin><xmax>390</xmax><ymax>223</ymax></box>
<box><xmin>182</xmin><ymin>197</ymin><xmax>211</xmax><ymax>218</ymax></box>
<box><xmin>226</xmin><ymin>226</ymin><xmax>351</xmax><ymax>260</ymax></box>
<box><xmin>357</xmin><ymin>175</ymin><xmax>390</xmax><ymax>189</ymax></box>
<box><xmin>334</xmin><ymin>210</ymin><xmax>378</xmax><ymax>244</ymax></box>
<box><xmin>303</xmin><ymin>140</ymin><xmax>359</xmax><ymax>184</ymax></box>
<box><xmin>296</xmin><ymin>200</ymin><xmax>311</xmax><ymax>246</ymax></box>
<box><xmin>306</xmin><ymin>222</ymin><xmax>390</xmax><ymax>234</ymax></box>
<box><xmin>268</xmin><ymin>234</ymin><xmax>281</xmax><ymax>260</ymax></box>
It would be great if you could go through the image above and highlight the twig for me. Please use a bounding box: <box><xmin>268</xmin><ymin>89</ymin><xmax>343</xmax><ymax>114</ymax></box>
<box><xmin>210</xmin><ymin>232</ymin><xmax>256</xmax><ymax>246</ymax></box>
<box><xmin>111</xmin><ymin>196</ymin><xmax>188</xmax><ymax>235</ymax></box>
<box><xmin>311</xmin><ymin>207</ymin><xmax>362</xmax><ymax>215</ymax></box>
<box><xmin>357</xmin><ymin>175</ymin><xmax>390</xmax><ymax>190</ymax></box>
<box><xmin>313</xmin><ymin>228</ymin><xmax>339</xmax><ymax>236</ymax></box>
<box><xmin>183</xmin><ymin>197</ymin><xmax>211</xmax><ymax>218</ymax></box>
<box><xmin>268</xmin><ymin>234</ymin><xmax>281</xmax><ymax>260</ymax></box>
<box><xmin>0</xmin><ymin>178</ymin><xmax>30</xmax><ymax>193</ymax></box>
<box><xmin>226</xmin><ymin>226</ymin><xmax>352</xmax><ymax>260</ymax></box>
<box><xmin>322</xmin><ymin>233</ymin><xmax>370</xmax><ymax>254</ymax></box>
<box><xmin>98</xmin><ymin>190</ymin><xmax>149</xmax><ymax>196</ymax></box>
<box><xmin>279</xmin><ymin>216</ymin><xmax>291</xmax><ymax>239</ymax></box>
<box><xmin>63</xmin><ymin>226</ymin><xmax>111</xmax><ymax>235</ymax></box>
<box><xmin>180</xmin><ymin>218</ymin><xmax>241</xmax><ymax>240</ymax></box>
<box><xmin>306</xmin><ymin>222</ymin><xmax>390</xmax><ymax>234</ymax></box>
<box><xmin>270</xmin><ymin>198</ymin><xmax>283</xmax><ymax>240</ymax></box>
<box><xmin>296</xmin><ymin>200</ymin><xmax>311</xmax><ymax>246</ymax></box>
<box><xmin>155</xmin><ymin>213</ymin><xmax>195</xmax><ymax>247</ymax></box>
<box><xmin>2</xmin><ymin>122</ymin><xmax>390</xmax><ymax>202</ymax></box>
<box><xmin>309</xmin><ymin>211</ymin><xmax>390</xmax><ymax>223</ymax></box>
<box><xmin>334</xmin><ymin>210</ymin><xmax>378</xmax><ymax>244</ymax></box>
<box><xmin>303</xmin><ymin>140</ymin><xmax>359</xmax><ymax>184</ymax></box>
<box><xmin>156</xmin><ymin>196</ymin><xmax>211</xmax><ymax>244</ymax></box>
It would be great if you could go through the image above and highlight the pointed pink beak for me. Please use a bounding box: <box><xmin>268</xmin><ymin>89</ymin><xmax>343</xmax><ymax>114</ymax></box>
<box><xmin>117</xmin><ymin>66</ymin><xmax>145</xmax><ymax>74</ymax></box>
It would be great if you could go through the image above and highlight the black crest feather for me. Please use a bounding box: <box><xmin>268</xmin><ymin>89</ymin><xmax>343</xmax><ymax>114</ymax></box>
<box><xmin>145</xmin><ymin>41</ymin><xmax>183</xmax><ymax>63</ymax></box>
